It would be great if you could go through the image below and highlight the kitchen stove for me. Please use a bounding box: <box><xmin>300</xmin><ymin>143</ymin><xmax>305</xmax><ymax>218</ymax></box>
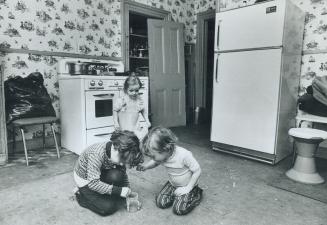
<box><xmin>58</xmin><ymin>59</ymin><xmax>148</xmax><ymax>155</ymax></box>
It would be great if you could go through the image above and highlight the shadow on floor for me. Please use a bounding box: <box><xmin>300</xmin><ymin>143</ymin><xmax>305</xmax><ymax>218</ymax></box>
<box><xmin>171</xmin><ymin>123</ymin><xmax>211</xmax><ymax>147</ymax></box>
<box><xmin>0</xmin><ymin>150</ymin><xmax>77</xmax><ymax>191</ymax></box>
<box><xmin>4</xmin><ymin>148</ymin><xmax>73</xmax><ymax>168</ymax></box>
<box><xmin>267</xmin><ymin>157</ymin><xmax>327</xmax><ymax>204</ymax></box>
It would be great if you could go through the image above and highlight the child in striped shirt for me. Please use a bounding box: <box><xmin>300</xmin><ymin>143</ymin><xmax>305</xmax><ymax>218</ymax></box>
<box><xmin>74</xmin><ymin>130</ymin><xmax>143</xmax><ymax>216</ymax></box>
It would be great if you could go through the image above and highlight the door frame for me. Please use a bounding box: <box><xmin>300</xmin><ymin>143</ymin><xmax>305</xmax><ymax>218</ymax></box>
<box><xmin>195</xmin><ymin>10</ymin><xmax>216</xmax><ymax>108</ymax></box>
<box><xmin>122</xmin><ymin>0</ymin><xmax>170</xmax><ymax>71</ymax></box>
<box><xmin>0</xmin><ymin>64</ymin><xmax>8</xmax><ymax>165</ymax></box>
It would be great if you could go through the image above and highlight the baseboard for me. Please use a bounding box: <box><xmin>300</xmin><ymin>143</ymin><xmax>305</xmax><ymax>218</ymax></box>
<box><xmin>6</xmin><ymin>134</ymin><xmax>61</xmax><ymax>154</ymax></box>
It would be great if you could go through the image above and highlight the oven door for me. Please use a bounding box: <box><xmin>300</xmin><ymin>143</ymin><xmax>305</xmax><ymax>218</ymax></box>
<box><xmin>85</xmin><ymin>90</ymin><xmax>118</xmax><ymax>129</ymax></box>
<box><xmin>87</xmin><ymin>126</ymin><xmax>114</xmax><ymax>146</ymax></box>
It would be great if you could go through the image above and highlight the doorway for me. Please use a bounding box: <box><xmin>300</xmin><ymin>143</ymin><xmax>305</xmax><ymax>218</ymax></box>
<box><xmin>195</xmin><ymin>10</ymin><xmax>216</xmax><ymax>126</ymax></box>
<box><xmin>122</xmin><ymin>0</ymin><xmax>169</xmax><ymax>123</ymax></box>
<box><xmin>205</xmin><ymin>18</ymin><xmax>215</xmax><ymax>124</ymax></box>
<box><xmin>123</xmin><ymin>1</ymin><xmax>186</xmax><ymax>127</ymax></box>
<box><xmin>122</xmin><ymin>0</ymin><xmax>169</xmax><ymax>72</ymax></box>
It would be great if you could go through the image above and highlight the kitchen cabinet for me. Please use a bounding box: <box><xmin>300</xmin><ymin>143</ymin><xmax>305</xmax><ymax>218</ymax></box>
<box><xmin>128</xmin><ymin>14</ymin><xmax>149</xmax><ymax>75</ymax></box>
<box><xmin>123</xmin><ymin>0</ymin><xmax>168</xmax><ymax>74</ymax></box>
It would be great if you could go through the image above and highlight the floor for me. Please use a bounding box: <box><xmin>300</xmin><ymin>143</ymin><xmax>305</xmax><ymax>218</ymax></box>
<box><xmin>0</xmin><ymin>125</ymin><xmax>327</xmax><ymax>225</ymax></box>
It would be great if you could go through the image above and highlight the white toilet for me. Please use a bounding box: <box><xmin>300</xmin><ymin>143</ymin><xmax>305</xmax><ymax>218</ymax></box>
<box><xmin>286</xmin><ymin>128</ymin><xmax>327</xmax><ymax>184</ymax></box>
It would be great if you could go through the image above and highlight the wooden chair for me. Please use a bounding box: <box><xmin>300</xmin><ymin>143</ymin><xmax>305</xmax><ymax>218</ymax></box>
<box><xmin>11</xmin><ymin>116</ymin><xmax>60</xmax><ymax>166</ymax></box>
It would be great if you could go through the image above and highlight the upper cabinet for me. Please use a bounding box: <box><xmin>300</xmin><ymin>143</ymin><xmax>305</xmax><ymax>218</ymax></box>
<box><xmin>128</xmin><ymin>13</ymin><xmax>150</xmax><ymax>76</ymax></box>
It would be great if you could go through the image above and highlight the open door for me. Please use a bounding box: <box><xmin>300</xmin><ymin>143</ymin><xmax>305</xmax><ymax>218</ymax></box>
<box><xmin>148</xmin><ymin>19</ymin><xmax>186</xmax><ymax>127</ymax></box>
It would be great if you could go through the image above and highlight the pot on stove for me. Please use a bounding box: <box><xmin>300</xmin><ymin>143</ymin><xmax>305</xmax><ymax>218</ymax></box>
<box><xmin>66</xmin><ymin>62</ymin><xmax>89</xmax><ymax>75</ymax></box>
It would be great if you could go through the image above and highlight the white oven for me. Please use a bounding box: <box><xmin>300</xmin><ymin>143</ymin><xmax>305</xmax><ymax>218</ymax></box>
<box><xmin>85</xmin><ymin>90</ymin><xmax>118</xmax><ymax>129</ymax></box>
<box><xmin>58</xmin><ymin>59</ymin><xmax>148</xmax><ymax>155</ymax></box>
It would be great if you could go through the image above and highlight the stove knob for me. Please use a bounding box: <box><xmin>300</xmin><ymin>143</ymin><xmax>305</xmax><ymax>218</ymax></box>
<box><xmin>98</xmin><ymin>80</ymin><xmax>103</xmax><ymax>86</ymax></box>
<box><xmin>114</xmin><ymin>81</ymin><xmax>119</xmax><ymax>86</ymax></box>
<box><xmin>90</xmin><ymin>80</ymin><xmax>95</xmax><ymax>86</ymax></box>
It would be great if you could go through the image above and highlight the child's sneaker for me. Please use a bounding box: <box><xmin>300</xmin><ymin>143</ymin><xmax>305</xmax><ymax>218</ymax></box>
<box><xmin>190</xmin><ymin>186</ymin><xmax>203</xmax><ymax>206</ymax></box>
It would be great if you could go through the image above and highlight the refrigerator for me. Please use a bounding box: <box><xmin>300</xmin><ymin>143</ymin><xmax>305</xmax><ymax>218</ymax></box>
<box><xmin>210</xmin><ymin>0</ymin><xmax>305</xmax><ymax>164</ymax></box>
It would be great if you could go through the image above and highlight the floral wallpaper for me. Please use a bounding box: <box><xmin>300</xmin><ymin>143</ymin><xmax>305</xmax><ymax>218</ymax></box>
<box><xmin>0</xmin><ymin>0</ymin><xmax>122</xmax><ymax>57</ymax></box>
<box><xmin>1</xmin><ymin>0</ymin><xmax>327</xmax><ymax>145</ymax></box>
<box><xmin>0</xmin><ymin>0</ymin><xmax>192</xmax><ymax>144</ymax></box>
<box><xmin>294</xmin><ymin>0</ymin><xmax>327</xmax><ymax>96</ymax></box>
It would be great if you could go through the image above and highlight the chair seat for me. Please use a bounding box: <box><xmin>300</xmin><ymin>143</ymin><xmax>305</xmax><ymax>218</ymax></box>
<box><xmin>10</xmin><ymin>116</ymin><xmax>60</xmax><ymax>166</ymax></box>
<box><xmin>289</xmin><ymin>128</ymin><xmax>327</xmax><ymax>139</ymax></box>
<box><xmin>12</xmin><ymin>117</ymin><xmax>58</xmax><ymax>126</ymax></box>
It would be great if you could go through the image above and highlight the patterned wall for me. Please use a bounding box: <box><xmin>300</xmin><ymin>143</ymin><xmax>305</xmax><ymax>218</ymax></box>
<box><xmin>1</xmin><ymin>0</ymin><xmax>327</xmax><ymax>143</ymax></box>
<box><xmin>0</xmin><ymin>0</ymin><xmax>122</xmax><ymax>57</ymax></box>
<box><xmin>0</xmin><ymin>0</ymin><xmax>192</xmax><ymax>143</ymax></box>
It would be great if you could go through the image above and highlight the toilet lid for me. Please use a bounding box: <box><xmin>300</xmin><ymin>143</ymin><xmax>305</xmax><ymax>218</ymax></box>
<box><xmin>289</xmin><ymin>128</ymin><xmax>327</xmax><ymax>139</ymax></box>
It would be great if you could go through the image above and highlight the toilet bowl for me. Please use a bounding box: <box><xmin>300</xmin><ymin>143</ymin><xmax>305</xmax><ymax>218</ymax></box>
<box><xmin>286</xmin><ymin>128</ymin><xmax>327</xmax><ymax>184</ymax></box>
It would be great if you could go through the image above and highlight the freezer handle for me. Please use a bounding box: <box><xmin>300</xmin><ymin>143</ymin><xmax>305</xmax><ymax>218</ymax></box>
<box><xmin>214</xmin><ymin>19</ymin><xmax>222</xmax><ymax>51</ymax></box>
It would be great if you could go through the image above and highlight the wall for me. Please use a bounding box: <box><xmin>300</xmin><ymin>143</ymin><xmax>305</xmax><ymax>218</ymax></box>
<box><xmin>1</xmin><ymin>0</ymin><xmax>327</xmax><ymax>143</ymax></box>
<box><xmin>0</xmin><ymin>0</ymin><xmax>191</xmax><ymax>144</ymax></box>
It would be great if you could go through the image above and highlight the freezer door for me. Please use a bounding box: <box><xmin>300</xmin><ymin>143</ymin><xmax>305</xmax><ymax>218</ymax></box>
<box><xmin>210</xmin><ymin>49</ymin><xmax>282</xmax><ymax>154</ymax></box>
<box><xmin>214</xmin><ymin>0</ymin><xmax>285</xmax><ymax>51</ymax></box>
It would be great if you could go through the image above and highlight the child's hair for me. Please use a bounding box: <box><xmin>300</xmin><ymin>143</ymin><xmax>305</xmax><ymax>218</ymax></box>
<box><xmin>123</xmin><ymin>74</ymin><xmax>142</xmax><ymax>93</ymax></box>
<box><xmin>141</xmin><ymin>126</ymin><xmax>178</xmax><ymax>157</ymax></box>
<box><xmin>109</xmin><ymin>130</ymin><xmax>143</xmax><ymax>167</ymax></box>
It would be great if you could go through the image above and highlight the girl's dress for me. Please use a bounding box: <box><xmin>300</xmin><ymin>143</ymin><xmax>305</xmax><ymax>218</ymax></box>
<box><xmin>114</xmin><ymin>94</ymin><xmax>148</xmax><ymax>140</ymax></box>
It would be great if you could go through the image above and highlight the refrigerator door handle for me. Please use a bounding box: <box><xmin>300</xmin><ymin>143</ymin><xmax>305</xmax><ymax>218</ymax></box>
<box><xmin>214</xmin><ymin>19</ymin><xmax>222</xmax><ymax>51</ymax></box>
<box><xmin>214</xmin><ymin>53</ymin><xmax>219</xmax><ymax>83</ymax></box>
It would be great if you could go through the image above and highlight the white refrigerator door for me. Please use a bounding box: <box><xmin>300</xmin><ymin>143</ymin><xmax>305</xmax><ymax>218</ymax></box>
<box><xmin>210</xmin><ymin>49</ymin><xmax>282</xmax><ymax>154</ymax></box>
<box><xmin>214</xmin><ymin>0</ymin><xmax>285</xmax><ymax>51</ymax></box>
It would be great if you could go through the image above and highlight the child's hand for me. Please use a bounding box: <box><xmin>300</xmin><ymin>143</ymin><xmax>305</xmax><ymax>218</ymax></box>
<box><xmin>174</xmin><ymin>186</ymin><xmax>191</xmax><ymax>196</ymax></box>
<box><xmin>120</xmin><ymin>187</ymin><xmax>131</xmax><ymax>198</ymax></box>
<box><xmin>136</xmin><ymin>165</ymin><xmax>146</xmax><ymax>171</ymax></box>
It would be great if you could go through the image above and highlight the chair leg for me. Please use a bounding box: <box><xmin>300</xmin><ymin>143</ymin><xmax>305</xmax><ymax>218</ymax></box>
<box><xmin>20</xmin><ymin>128</ymin><xmax>29</xmax><ymax>166</ymax></box>
<box><xmin>51</xmin><ymin>124</ymin><xmax>60</xmax><ymax>158</ymax></box>
<box><xmin>42</xmin><ymin>123</ymin><xmax>45</xmax><ymax>149</ymax></box>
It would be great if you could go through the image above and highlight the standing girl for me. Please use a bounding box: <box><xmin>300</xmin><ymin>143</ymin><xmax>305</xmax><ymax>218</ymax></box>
<box><xmin>113</xmin><ymin>74</ymin><xmax>151</xmax><ymax>140</ymax></box>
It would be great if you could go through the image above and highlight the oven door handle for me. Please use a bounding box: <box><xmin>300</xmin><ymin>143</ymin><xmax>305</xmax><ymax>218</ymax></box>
<box><xmin>94</xmin><ymin>132</ymin><xmax>112</xmax><ymax>137</ymax></box>
<box><xmin>93</xmin><ymin>93</ymin><xmax>115</xmax><ymax>98</ymax></box>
